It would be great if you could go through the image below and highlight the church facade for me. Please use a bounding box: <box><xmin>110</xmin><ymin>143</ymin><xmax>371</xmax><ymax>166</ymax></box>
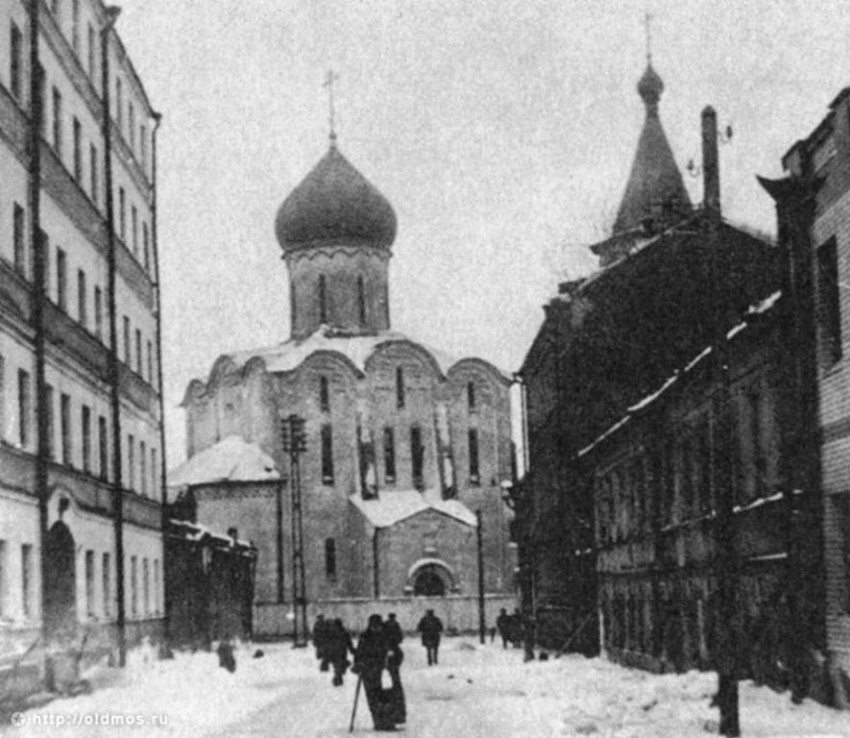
<box><xmin>171</xmin><ymin>134</ymin><xmax>516</xmax><ymax>634</ymax></box>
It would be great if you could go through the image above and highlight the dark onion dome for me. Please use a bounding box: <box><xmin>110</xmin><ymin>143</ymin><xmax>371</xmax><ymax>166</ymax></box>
<box><xmin>637</xmin><ymin>62</ymin><xmax>664</xmax><ymax>109</ymax></box>
<box><xmin>275</xmin><ymin>143</ymin><xmax>397</xmax><ymax>252</ymax></box>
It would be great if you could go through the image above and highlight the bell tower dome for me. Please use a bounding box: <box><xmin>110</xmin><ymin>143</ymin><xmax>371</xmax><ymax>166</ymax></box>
<box><xmin>275</xmin><ymin>138</ymin><xmax>397</xmax><ymax>339</ymax></box>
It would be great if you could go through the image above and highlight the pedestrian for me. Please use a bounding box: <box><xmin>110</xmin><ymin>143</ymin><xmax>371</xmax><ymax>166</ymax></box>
<box><xmin>384</xmin><ymin>613</ymin><xmax>406</xmax><ymax>725</ymax></box>
<box><xmin>325</xmin><ymin>619</ymin><xmax>355</xmax><ymax>687</ymax></box>
<box><xmin>353</xmin><ymin>614</ymin><xmax>398</xmax><ymax>732</ymax></box>
<box><xmin>217</xmin><ymin>636</ymin><xmax>236</xmax><ymax>673</ymax></box>
<box><xmin>496</xmin><ymin>608</ymin><xmax>511</xmax><ymax>649</ymax></box>
<box><xmin>416</xmin><ymin>609</ymin><xmax>444</xmax><ymax>666</ymax></box>
<box><xmin>313</xmin><ymin>614</ymin><xmax>330</xmax><ymax>672</ymax></box>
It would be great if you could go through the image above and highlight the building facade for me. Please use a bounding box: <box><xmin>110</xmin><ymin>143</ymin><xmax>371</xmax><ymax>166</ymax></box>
<box><xmin>173</xmin><ymin>134</ymin><xmax>516</xmax><ymax>636</ymax></box>
<box><xmin>0</xmin><ymin>0</ymin><xmax>164</xmax><ymax>693</ymax></box>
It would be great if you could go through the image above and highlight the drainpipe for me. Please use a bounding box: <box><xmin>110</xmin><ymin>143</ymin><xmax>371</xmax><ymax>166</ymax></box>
<box><xmin>28</xmin><ymin>0</ymin><xmax>49</xmax><ymax>657</ymax></box>
<box><xmin>150</xmin><ymin>110</ymin><xmax>168</xmax><ymax>642</ymax></box>
<box><xmin>101</xmin><ymin>5</ymin><xmax>126</xmax><ymax>667</ymax></box>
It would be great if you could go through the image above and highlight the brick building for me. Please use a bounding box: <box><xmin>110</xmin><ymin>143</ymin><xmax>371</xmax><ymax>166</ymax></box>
<box><xmin>0</xmin><ymin>0</ymin><xmax>165</xmax><ymax>693</ymax></box>
<box><xmin>172</xmin><ymin>133</ymin><xmax>516</xmax><ymax>636</ymax></box>
<box><xmin>759</xmin><ymin>86</ymin><xmax>850</xmax><ymax>707</ymax></box>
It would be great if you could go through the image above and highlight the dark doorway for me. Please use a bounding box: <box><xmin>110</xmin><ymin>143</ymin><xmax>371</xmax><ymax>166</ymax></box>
<box><xmin>44</xmin><ymin>521</ymin><xmax>76</xmax><ymax>642</ymax></box>
<box><xmin>413</xmin><ymin>566</ymin><xmax>446</xmax><ymax>597</ymax></box>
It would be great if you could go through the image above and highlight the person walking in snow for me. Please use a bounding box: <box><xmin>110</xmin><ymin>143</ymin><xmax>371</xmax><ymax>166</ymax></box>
<box><xmin>325</xmin><ymin>619</ymin><xmax>355</xmax><ymax>687</ymax></box>
<box><xmin>313</xmin><ymin>614</ymin><xmax>330</xmax><ymax>672</ymax></box>
<box><xmin>384</xmin><ymin>613</ymin><xmax>406</xmax><ymax>725</ymax></box>
<box><xmin>417</xmin><ymin>609</ymin><xmax>444</xmax><ymax>666</ymax></box>
<box><xmin>353</xmin><ymin>614</ymin><xmax>398</xmax><ymax>732</ymax></box>
<box><xmin>496</xmin><ymin>608</ymin><xmax>511</xmax><ymax>648</ymax></box>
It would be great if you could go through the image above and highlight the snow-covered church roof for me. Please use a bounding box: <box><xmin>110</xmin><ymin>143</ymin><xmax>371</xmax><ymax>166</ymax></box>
<box><xmin>349</xmin><ymin>488</ymin><xmax>478</xmax><ymax>528</ymax></box>
<box><xmin>168</xmin><ymin>435</ymin><xmax>279</xmax><ymax>488</ymax></box>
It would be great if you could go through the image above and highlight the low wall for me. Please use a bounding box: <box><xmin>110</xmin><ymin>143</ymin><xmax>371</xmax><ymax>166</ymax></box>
<box><xmin>255</xmin><ymin>595</ymin><xmax>518</xmax><ymax>638</ymax></box>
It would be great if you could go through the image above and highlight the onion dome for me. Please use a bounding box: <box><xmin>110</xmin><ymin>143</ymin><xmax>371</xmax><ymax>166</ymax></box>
<box><xmin>275</xmin><ymin>143</ymin><xmax>397</xmax><ymax>253</ymax></box>
<box><xmin>637</xmin><ymin>63</ymin><xmax>664</xmax><ymax>111</ymax></box>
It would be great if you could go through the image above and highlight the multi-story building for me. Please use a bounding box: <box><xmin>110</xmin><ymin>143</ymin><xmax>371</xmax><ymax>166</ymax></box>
<box><xmin>760</xmin><ymin>86</ymin><xmax>850</xmax><ymax>708</ymax></box>
<box><xmin>0</xmin><ymin>0</ymin><xmax>164</xmax><ymax>692</ymax></box>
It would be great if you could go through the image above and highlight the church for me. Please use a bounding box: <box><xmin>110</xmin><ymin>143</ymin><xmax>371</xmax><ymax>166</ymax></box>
<box><xmin>169</xmin><ymin>130</ymin><xmax>516</xmax><ymax>636</ymax></box>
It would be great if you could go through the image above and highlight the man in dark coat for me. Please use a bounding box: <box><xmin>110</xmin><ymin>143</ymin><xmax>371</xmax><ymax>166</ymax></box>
<box><xmin>313</xmin><ymin>614</ymin><xmax>330</xmax><ymax>671</ymax></box>
<box><xmin>353</xmin><ymin>614</ymin><xmax>398</xmax><ymax>731</ymax></box>
<box><xmin>416</xmin><ymin>609</ymin><xmax>444</xmax><ymax>666</ymax></box>
<box><xmin>384</xmin><ymin>613</ymin><xmax>406</xmax><ymax>725</ymax></box>
<box><xmin>496</xmin><ymin>608</ymin><xmax>511</xmax><ymax>648</ymax></box>
<box><xmin>325</xmin><ymin>619</ymin><xmax>355</xmax><ymax>686</ymax></box>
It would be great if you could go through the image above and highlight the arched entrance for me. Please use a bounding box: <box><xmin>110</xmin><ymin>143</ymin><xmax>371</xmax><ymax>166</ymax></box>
<box><xmin>44</xmin><ymin>521</ymin><xmax>76</xmax><ymax>642</ymax></box>
<box><xmin>413</xmin><ymin>566</ymin><xmax>446</xmax><ymax>596</ymax></box>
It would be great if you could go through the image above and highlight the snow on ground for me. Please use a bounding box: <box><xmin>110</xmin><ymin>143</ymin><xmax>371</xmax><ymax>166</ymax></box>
<box><xmin>2</xmin><ymin>638</ymin><xmax>848</xmax><ymax>737</ymax></box>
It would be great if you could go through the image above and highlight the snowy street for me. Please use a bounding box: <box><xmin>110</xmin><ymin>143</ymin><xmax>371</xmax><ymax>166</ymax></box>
<box><xmin>2</xmin><ymin>638</ymin><xmax>849</xmax><ymax>737</ymax></box>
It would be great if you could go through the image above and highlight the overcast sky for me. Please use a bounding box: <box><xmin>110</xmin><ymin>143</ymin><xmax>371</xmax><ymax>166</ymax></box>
<box><xmin>116</xmin><ymin>0</ymin><xmax>850</xmax><ymax>465</ymax></box>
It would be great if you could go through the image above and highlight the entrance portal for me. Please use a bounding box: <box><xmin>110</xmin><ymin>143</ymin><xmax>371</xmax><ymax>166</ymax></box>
<box><xmin>44</xmin><ymin>521</ymin><xmax>76</xmax><ymax>641</ymax></box>
<box><xmin>412</xmin><ymin>565</ymin><xmax>447</xmax><ymax>597</ymax></box>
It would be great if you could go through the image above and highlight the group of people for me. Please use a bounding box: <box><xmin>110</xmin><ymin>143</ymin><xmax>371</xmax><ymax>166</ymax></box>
<box><xmin>494</xmin><ymin>607</ymin><xmax>527</xmax><ymax>648</ymax></box>
<box><xmin>310</xmin><ymin>609</ymin><xmax>447</xmax><ymax>731</ymax></box>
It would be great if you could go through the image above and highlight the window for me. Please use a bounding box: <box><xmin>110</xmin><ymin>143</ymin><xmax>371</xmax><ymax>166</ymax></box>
<box><xmin>357</xmin><ymin>275</ymin><xmax>366</xmax><ymax>326</ymax></box>
<box><xmin>129</xmin><ymin>103</ymin><xmax>136</xmax><ymax>152</ymax></box>
<box><xmin>396</xmin><ymin>366</ymin><xmax>405</xmax><ymax>409</ymax></box>
<box><xmin>73</xmin><ymin>117</ymin><xmax>82</xmax><ymax>179</ymax></box>
<box><xmin>135</xmin><ymin>329</ymin><xmax>142</xmax><ymax>373</ymax></box>
<box><xmin>319</xmin><ymin>376</ymin><xmax>330</xmax><ymax>413</ymax></box>
<box><xmin>151</xmin><ymin>447</ymin><xmax>157</xmax><ymax>497</ymax></box>
<box><xmin>468</xmin><ymin>428</ymin><xmax>480</xmax><ymax>484</ymax></box>
<box><xmin>383</xmin><ymin>427</ymin><xmax>396</xmax><ymax>482</ymax></box>
<box><xmin>50</xmin><ymin>0</ymin><xmax>59</xmax><ymax>15</ymax></box>
<box><xmin>143</xmin><ymin>223</ymin><xmax>150</xmax><ymax>272</ymax></box>
<box><xmin>143</xmin><ymin>557</ymin><xmax>149</xmax><ymax>615</ymax></box>
<box><xmin>94</xmin><ymin>287</ymin><xmax>103</xmax><ymax>339</ymax></box>
<box><xmin>123</xmin><ymin>316</ymin><xmax>130</xmax><ymax>364</ymax></box>
<box><xmin>321</xmin><ymin>424</ymin><xmax>334</xmax><ymax>484</ymax></box>
<box><xmin>52</xmin><ymin>87</ymin><xmax>63</xmax><ymax>155</ymax></box>
<box><xmin>77</xmin><ymin>269</ymin><xmax>87</xmax><ymax>327</ymax></box>
<box><xmin>318</xmin><ymin>275</ymin><xmax>328</xmax><ymax>323</ymax></box>
<box><xmin>45</xmin><ymin>384</ymin><xmax>54</xmax><ymax>459</ymax></box>
<box><xmin>467</xmin><ymin>382</ymin><xmax>476</xmax><ymax>411</ymax></box>
<box><xmin>36</xmin><ymin>64</ymin><xmax>45</xmax><ymax>138</ymax></box>
<box><xmin>10</xmin><ymin>23</ymin><xmax>22</xmax><ymax>101</ymax></box>
<box><xmin>130</xmin><ymin>555</ymin><xmax>137</xmax><ymax>616</ymax></box>
<box><xmin>13</xmin><ymin>203</ymin><xmax>26</xmax><ymax>276</ymax></box>
<box><xmin>153</xmin><ymin>560</ymin><xmax>160</xmax><ymax>613</ymax></box>
<box><xmin>140</xmin><ymin>440</ymin><xmax>146</xmax><ymax>495</ymax></box>
<box><xmin>89</xmin><ymin>143</ymin><xmax>98</xmax><ymax>203</ymax></box>
<box><xmin>0</xmin><ymin>541</ymin><xmax>5</xmax><ymax>617</ymax></box>
<box><xmin>324</xmin><ymin>538</ymin><xmax>336</xmax><ymax>580</ymax></box>
<box><xmin>411</xmin><ymin>426</ymin><xmax>424</xmax><ymax>488</ymax></box>
<box><xmin>98</xmin><ymin>415</ymin><xmax>108</xmax><ymax>480</ymax></box>
<box><xmin>18</xmin><ymin>370</ymin><xmax>30</xmax><ymax>448</ymax></box>
<box><xmin>21</xmin><ymin>544</ymin><xmax>33</xmax><ymax>618</ymax></box>
<box><xmin>817</xmin><ymin>238</ymin><xmax>842</xmax><ymax>366</ymax></box>
<box><xmin>87</xmin><ymin>24</ymin><xmax>96</xmax><ymax>78</ymax></box>
<box><xmin>102</xmin><ymin>552</ymin><xmax>111</xmax><ymax>616</ymax></box>
<box><xmin>146</xmin><ymin>340</ymin><xmax>153</xmax><ymax>383</ymax></box>
<box><xmin>128</xmin><ymin>434</ymin><xmax>135</xmax><ymax>490</ymax></box>
<box><xmin>85</xmin><ymin>550</ymin><xmax>94</xmax><ymax>617</ymax></box>
<box><xmin>37</xmin><ymin>230</ymin><xmax>49</xmax><ymax>295</ymax></box>
<box><xmin>71</xmin><ymin>0</ymin><xmax>80</xmax><ymax>51</ymax></box>
<box><xmin>141</xmin><ymin>125</ymin><xmax>147</xmax><ymax>171</ymax></box>
<box><xmin>116</xmin><ymin>78</ymin><xmax>123</xmax><ymax>131</ymax></box>
<box><xmin>60</xmin><ymin>393</ymin><xmax>71</xmax><ymax>464</ymax></box>
<box><xmin>56</xmin><ymin>248</ymin><xmax>67</xmax><ymax>311</ymax></box>
<box><xmin>81</xmin><ymin>404</ymin><xmax>91</xmax><ymax>472</ymax></box>
<box><xmin>0</xmin><ymin>355</ymin><xmax>4</xmax><ymax>442</ymax></box>
<box><xmin>131</xmin><ymin>205</ymin><xmax>138</xmax><ymax>254</ymax></box>
<box><xmin>119</xmin><ymin>187</ymin><xmax>126</xmax><ymax>240</ymax></box>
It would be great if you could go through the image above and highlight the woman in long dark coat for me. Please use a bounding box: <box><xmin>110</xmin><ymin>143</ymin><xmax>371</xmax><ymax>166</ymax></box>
<box><xmin>353</xmin><ymin>614</ymin><xmax>399</xmax><ymax>732</ymax></box>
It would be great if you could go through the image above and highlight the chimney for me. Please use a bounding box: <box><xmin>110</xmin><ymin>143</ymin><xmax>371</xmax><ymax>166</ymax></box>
<box><xmin>701</xmin><ymin>105</ymin><xmax>720</xmax><ymax>217</ymax></box>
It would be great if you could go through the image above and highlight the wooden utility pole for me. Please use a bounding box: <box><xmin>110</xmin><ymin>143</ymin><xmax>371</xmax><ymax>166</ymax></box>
<box><xmin>476</xmin><ymin>510</ymin><xmax>486</xmax><ymax>644</ymax></box>
<box><xmin>282</xmin><ymin>414</ymin><xmax>308</xmax><ymax>647</ymax></box>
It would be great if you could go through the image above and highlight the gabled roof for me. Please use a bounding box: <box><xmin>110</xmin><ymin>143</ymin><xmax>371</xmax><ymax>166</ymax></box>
<box><xmin>349</xmin><ymin>489</ymin><xmax>478</xmax><ymax>528</ymax></box>
<box><xmin>168</xmin><ymin>435</ymin><xmax>279</xmax><ymax>488</ymax></box>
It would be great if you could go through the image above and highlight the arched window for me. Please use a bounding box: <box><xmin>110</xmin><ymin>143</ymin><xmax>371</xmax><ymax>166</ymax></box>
<box><xmin>467</xmin><ymin>381</ymin><xmax>476</xmax><ymax>411</ymax></box>
<box><xmin>410</xmin><ymin>425</ymin><xmax>424</xmax><ymax>489</ymax></box>
<box><xmin>319</xmin><ymin>376</ymin><xmax>330</xmax><ymax>413</ymax></box>
<box><xmin>318</xmin><ymin>275</ymin><xmax>328</xmax><ymax>324</ymax></box>
<box><xmin>396</xmin><ymin>366</ymin><xmax>405</xmax><ymax>409</ymax></box>
<box><xmin>325</xmin><ymin>538</ymin><xmax>336</xmax><ymax>580</ymax></box>
<box><xmin>357</xmin><ymin>275</ymin><xmax>366</xmax><ymax>326</ymax></box>
<box><xmin>321</xmin><ymin>423</ymin><xmax>334</xmax><ymax>484</ymax></box>
<box><xmin>468</xmin><ymin>428</ymin><xmax>480</xmax><ymax>485</ymax></box>
<box><xmin>383</xmin><ymin>426</ymin><xmax>396</xmax><ymax>483</ymax></box>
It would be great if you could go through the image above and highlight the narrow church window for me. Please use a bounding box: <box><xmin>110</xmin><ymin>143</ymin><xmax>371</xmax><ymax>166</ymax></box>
<box><xmin>396</xmin><ymin>367</ymin><xmax>405</xmax><ymax>409</ymax></box>
<box><xmin>357</xmin><ymin>275</ymin><xmax>366</xmax><ymax>326</ymax></box>
<box><xmin>467</xmin><ymin>381</ymin><xmax>476</xmax><ymax>411</ymax></box>
<box><xmin>321</xmin><ymin>423</ymin><xmax>334</xmax><ymax>484</ymax></box>
<box><xmin>290</xmin><ymin>282</ymin><xmax>297</xmax><ymax>327</ymax></box>
<box><xmin>411</xmin><ymin>425</ymin><xmax>424</xmax><ymax>489</ymax></box>
<box><xmin>324</xmin><ymin>538</ymin><xmax>336</xmax><ymax>580</ymax></box>
<box><xmin>383</xmin><ymin>427</ymin><xmax>396</xmax><ymax>482</ymax></box>
<box><xmin>319</xmin><ymin>275</ymin><xmax>328</xmax><ymax>324</ymax></box>
<box><xmin>817</xmin><ymin>237</ymin><xmax>842</xmax><ymax>366</ymax></box>
<box><xmin>469</xmin><ymin>428</ymin><xmax>480</xmax><ymax>485</ymax></box>
<box><xmin>319</xmin><ymin>376</ymin><xmax>330</xmax><ymax>413</ymax></box>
